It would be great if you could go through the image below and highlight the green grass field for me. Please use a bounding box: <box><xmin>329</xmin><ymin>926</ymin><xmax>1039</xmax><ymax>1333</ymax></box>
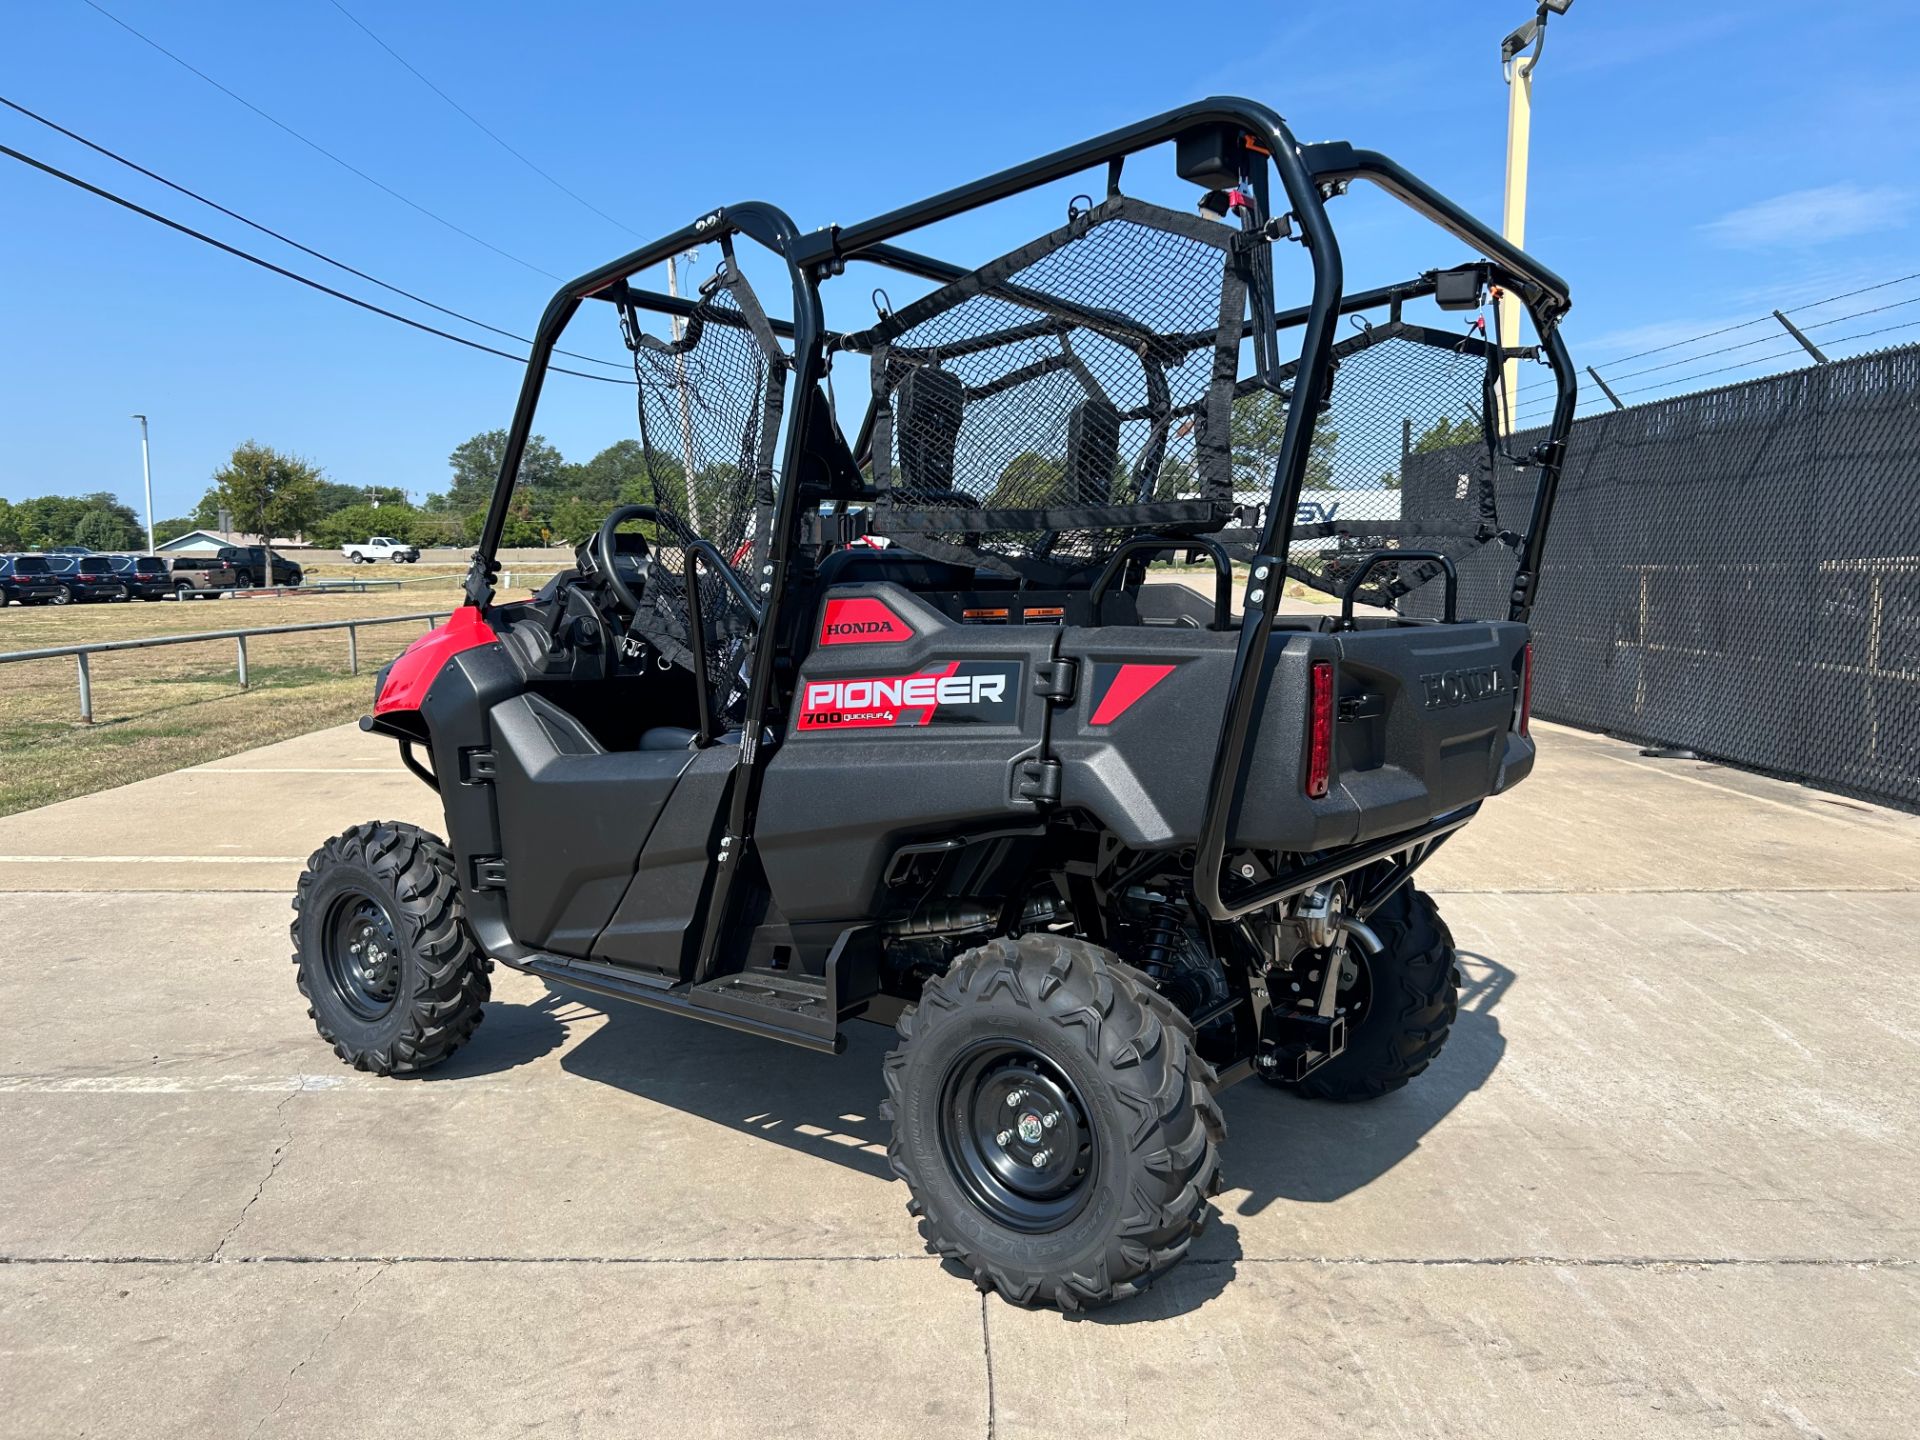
<box><xmin>0</xmin><ymin>555</ymin><xmax>1327</xmax><ymax>816</ymax></box>
<box><xmin>0</xmin><ymin>586</ymin><xmax>483</xmax><ymax>816</ymax></box>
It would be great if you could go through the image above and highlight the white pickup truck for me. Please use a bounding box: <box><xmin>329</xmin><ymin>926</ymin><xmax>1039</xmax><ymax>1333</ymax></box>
<box><xmin>342</xmin><ymin>536</ymin><xmax>420</xmax><ymax>564</ymax></box>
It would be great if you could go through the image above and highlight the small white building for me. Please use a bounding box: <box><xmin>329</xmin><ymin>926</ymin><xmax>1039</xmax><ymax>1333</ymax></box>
<box><xmin>156</xmin><ymin>529</ymin><xmax>308</xmax><ymax>556</ymax></box>
<box><xmin>155</xmin><ymin>529</ymin><xmax>238</xmax><ymax>556</ymax></box>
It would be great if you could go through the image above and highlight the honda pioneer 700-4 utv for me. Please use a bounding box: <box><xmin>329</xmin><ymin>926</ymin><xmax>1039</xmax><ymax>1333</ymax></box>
<box><xmin>292</xmin><ymin>97</ymin><xmax>1576</xmax><ymax>1309</ymax></box>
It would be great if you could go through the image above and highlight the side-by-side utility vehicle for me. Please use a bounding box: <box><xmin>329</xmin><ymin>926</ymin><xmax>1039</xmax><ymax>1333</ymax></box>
<box><xmin>292</xmin><ymin>97</ymin><xmax>1576</xmax><ymax>1309</ymax></box>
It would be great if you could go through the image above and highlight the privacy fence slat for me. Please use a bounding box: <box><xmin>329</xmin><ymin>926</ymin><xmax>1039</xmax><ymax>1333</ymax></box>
<box><xmin>1507</xmin><ymin>342</ymin><xmax>1920</xmax><ymax>808</ymax></box>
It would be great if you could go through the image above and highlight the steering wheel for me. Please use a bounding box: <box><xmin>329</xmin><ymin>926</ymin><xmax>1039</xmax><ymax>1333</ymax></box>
<box><xmin>593</xmin><ymin>504</ymin><xmax>655</xmax><ymax>615</ymax></box>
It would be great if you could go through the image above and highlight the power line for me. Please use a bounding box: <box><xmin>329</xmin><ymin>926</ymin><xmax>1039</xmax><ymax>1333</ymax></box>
<box><xmin>0</xmin><ymin>139</ymin><xmax>628</xmax><ymax>384</ymax></box>
<box><xmin>322</xmin><ymin>0</ymin><xmax>641</xmax><ymax>240</ymax></box>
<box><xmin>75</xmin><ymin>0</ymin><xmax>561</xmax><ymax>280</ymax></box>
<box><xmin>0</xmin><ymin>94</ymin><xmax>628</xmax><ymax>372</ymax></box>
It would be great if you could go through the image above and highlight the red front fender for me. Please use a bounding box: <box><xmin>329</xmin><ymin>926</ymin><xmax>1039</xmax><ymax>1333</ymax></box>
<box><xmin>374</xmin><ymin>606</ymin><xmax>498</xmax><ymax>716</ymax></box>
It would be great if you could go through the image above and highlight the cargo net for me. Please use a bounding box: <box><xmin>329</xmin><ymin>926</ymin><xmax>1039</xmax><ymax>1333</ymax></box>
<box><xmin>840</xmin><ymin>195</ymin><xmax>1252</xmax><ymax>581</ymax></box>
<box><xmin>1276</xmin><ymin>322</ymin><xmax>1536</xmax><ymax>619</ymax></box>
<box><xmin>619</xmin><ymin>256</ymin><xmax>787</xmax><ymax>706</ymax></box>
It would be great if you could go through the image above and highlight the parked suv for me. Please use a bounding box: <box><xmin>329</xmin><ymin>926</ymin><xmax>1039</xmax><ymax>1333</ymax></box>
<box><xmin>47</xmin><ymin>555</ymin><xmax>129</xmax><ymax>604</ymax></box>
<box><xmin>0</xmin><ymin>555</ymin><xmax>64</xmax><ymax>606</ymax></box>
<box><xmin>108</xmin><ymin>554</ymin><xmax>175</xmax><ymax>601</ymax></box>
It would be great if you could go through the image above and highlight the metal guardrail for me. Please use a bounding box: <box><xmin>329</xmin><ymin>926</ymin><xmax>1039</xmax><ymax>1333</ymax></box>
<box><xmin>0</xmin><ymin>611</ymin><xmax>446</xmax><ymax>723</ymax></box>
<box><xmin>179</xmin><ymin>580</ymin><xmax>405</xmax><ymax>598</ymax></box>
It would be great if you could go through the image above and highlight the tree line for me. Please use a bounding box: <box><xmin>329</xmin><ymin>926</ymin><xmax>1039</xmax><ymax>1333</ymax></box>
<box><xmin>2</xmin><ymin>431</ymin><xmax>665</xmax><ymax>554</ymax></box>
<box><xmin>5</xmin><ymin>403</ymin><xmax>1483</xmax><ymax>555</ymax></box>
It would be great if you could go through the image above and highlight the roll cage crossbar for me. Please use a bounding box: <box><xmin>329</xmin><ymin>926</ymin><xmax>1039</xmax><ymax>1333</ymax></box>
<box><xmin>468</xmin><ymin>94</ymin><xmax>1577</xmax><ymax>933</ymax></box>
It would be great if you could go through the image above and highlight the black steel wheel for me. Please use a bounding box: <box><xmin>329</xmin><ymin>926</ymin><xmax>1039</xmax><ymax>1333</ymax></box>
<box><xmin>938</xmin><ymin>1040</ymin><xmax>1096</xmax><ymax>1234</ymax></box>
<box><xmin>292</xmin><ymin>821</ymin><xmax>490</xmax><ymax>1074</ymax></box>
<box><xmin>320</xmin><ymin>892</ymin><xmax>405</xmax><ymax>1021</ymax></box>
<box><xmin>885</xmin><ymin>934</ymin><xmax>1224</xmax><ymax>1310</ymax></box>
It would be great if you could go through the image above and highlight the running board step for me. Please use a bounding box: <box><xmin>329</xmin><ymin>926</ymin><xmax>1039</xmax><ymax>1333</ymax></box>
<box><xmin>511</xmin><ymin>954</ymin><xmax>844</xmax><ymax>1054</ymax></box>
<box><xmin>691</xmin><ymin>969</ymin><xmax>836</xmax><ymax>1043</ymax></box>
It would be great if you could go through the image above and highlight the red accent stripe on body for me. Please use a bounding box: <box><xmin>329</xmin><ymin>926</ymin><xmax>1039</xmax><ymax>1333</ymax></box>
<box><xmin>1090</xmin><ymin>663</ymin><xmax>1176</xmax><ymax>725</ymax></box>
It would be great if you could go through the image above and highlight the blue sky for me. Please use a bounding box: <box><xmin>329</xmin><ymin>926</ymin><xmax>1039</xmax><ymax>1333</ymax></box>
<box><xmin>4</xmin><ymin>0</ymin><xmax>1917</xmax><ymax>523</ymax></box>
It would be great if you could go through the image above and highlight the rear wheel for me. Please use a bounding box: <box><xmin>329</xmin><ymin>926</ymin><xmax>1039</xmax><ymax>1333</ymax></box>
<box><xmin>1282</xmin><ymin>883</ymin><xmax>1459</xmax><ymax>1103</ymax></box>
<box><xmin>51</xmin><ymin>584</ymin><xmax>72</xmax><ymax>606</ymax></box>
<box><xmin>291</xmin><ymin>821</ymin><xmax>490</xmax><ymax>1074</ymax></box>
<box><xmin>884</xmin><ymin>935</ymin><xmax>1224</xmax><ymax>1310</ymax></box>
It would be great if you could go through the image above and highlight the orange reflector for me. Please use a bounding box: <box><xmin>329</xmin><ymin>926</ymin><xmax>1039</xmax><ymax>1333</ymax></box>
<box><xmin>1306</xmin><ymin>660</ymin><xmax>1334</xmax><ymax>799</ymax></box>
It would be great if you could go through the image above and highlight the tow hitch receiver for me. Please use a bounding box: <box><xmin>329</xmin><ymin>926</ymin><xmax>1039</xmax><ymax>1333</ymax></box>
<box><xmin>1256</xmin><ymin>881</ymin><xmax>1378</xmax><ymax>1081</ymax></box>
<box><xmin>1259</xmin><ymin>1009</ymin><xmax>1349</xmax><ymax>1082</ymax></box>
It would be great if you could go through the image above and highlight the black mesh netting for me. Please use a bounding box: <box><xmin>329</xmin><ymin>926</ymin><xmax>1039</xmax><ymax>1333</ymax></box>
<box><xmin>842</xmin><ymin>196</ymin><xmax>1248</xmax><ymax>577</ymax></box>
<box><xmin>1500</xmin><ymin>341</ymin><xmax>1920</xmax><ymax>809</ymax></box>
<box><xmin>622</xmin><ymin>274</ymin><xmax>786</xmax><ymax>704</ymax></box>
<box><xmin>1277</xmin><ymin>324</ymin><xmax>1530</xmax><ymax>615</ymax></box>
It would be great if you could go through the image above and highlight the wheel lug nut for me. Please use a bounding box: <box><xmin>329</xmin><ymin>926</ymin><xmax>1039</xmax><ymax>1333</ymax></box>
<box><xmin>1042</xmin><ymin>1112</ymin><xmax>1059</xmax><ymax>1129</ymax></box>
<box><xmin>995</xmin><ymin>1129</ymin><xmax>1012</xmax><ymax>1146</ymax></box>
<box><xmin>1004</xmin><ymin>1089</ymin><xmax>1026</xmax><ymax>1107</ymax></box>
<box><xmin>1031</xmin><ymin>1149</ymin><xmax>1052</xmax><ymax>1167</ymax></box>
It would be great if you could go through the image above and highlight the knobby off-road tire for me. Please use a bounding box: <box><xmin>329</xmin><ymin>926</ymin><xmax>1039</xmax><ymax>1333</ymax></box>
<box><xmin>884</xmin><ymin>935</ymin><xmax>1225</xmax><ymax>1310</ymax></box>
<box><xmin>291</xmin><ymin>821</ymin><xmax>490</xmax><ymax>1075</ymax></box>
<box><xmin>1291</xmin><ymin>883</ymin><xmax>1458</xmax><ymax>1103</ymax></box>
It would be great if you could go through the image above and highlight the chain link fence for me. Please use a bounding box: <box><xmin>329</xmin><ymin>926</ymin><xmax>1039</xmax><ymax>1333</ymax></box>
<box><xmin>1484</xmin><ymin>341</ymin><xmax>1920</xmax><ymax>809</ymax></box>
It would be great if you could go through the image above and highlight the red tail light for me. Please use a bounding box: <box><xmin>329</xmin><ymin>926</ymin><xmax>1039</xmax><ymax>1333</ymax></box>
<box><xmin>1306</xmin><ymin>659</ymin><xmax>1334</xmax><ymax>799</ymax></box>
<box><xmin>1517</xmin><ymin>642</ymin><xmax>1534</xmax><ymax>738</ymax></box>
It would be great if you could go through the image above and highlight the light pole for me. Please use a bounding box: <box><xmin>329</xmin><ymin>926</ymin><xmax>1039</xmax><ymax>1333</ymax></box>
<box><xmin>1498</xmin><ymin>0</ymin><xmax>1572</xmax><ymax>437</ymax></box>
<box><xmin>131</xmin><ymin>414</ymin><xmax>155</xmax><ymax>554</ymax></box>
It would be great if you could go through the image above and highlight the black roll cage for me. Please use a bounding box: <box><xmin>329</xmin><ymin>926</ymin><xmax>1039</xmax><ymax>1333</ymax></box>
<box><xmin>466</xmin><ymin>95</ymin><xmax>1577</xmax><ymax>935</ymax></box>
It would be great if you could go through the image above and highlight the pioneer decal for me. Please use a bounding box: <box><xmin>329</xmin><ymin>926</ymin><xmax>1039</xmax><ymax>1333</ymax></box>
<box><xmin>1088</xmin><ymin>662</ymin><xmax>1178</xmax><ymax>725</ymax></box>
<box><xmin>1420</xmin><ymin>665</ymin><xmax>1509</xmax><ymax>710</ymax></box>
<box><xmin>818</xmin><ymin>596</ymin><xmax>916</xmax><ymax>646</ymax></box>
<box><xmin>797</xmin><ymin>660</ymin><xmax>1021</xmax><ymax>731</ymax></box>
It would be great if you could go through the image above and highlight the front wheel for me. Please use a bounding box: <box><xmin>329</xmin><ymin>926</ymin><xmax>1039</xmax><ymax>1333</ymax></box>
<box><xmin>884</xmin><ymin>935</ymin><xmax>1224</xmax><ymax>1310</ymax></box>
<box><xmin>291</xmin><ymin>822</ymin><xmax>490</xmax><ymax>1074</ymax></box>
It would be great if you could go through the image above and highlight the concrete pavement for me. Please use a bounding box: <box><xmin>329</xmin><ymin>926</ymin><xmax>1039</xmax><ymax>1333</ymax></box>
<box><xmin>2</xmin><ymin>720</ymin><xmax>1918</xmax><ymax>1437</ymax></box>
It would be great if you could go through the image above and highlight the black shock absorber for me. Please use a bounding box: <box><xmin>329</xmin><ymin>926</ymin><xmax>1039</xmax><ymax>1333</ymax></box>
<box><xmin>1137</xmin><ymin>898</ymin><xmax>1186</xmax><ymax>982</ymax></box>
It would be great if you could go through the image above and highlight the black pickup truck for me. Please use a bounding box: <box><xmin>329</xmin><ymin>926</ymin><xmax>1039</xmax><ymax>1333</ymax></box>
<box><xmin>170</xmin><ymin>546</ymin><xmax>304</xmax><ymax>597</ymax></box>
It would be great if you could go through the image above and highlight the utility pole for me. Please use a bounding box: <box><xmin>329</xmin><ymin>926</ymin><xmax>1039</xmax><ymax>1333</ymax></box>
<box><xmin>666</xmin><ymin>249</ymin><xmax>702</xmax><ymax>533</ymax></box>
<box><xmin>1499</xmin><ymin>2</ymin><xmax>1572</xmax><ymax>437</ymax></box>
<box><xmin>131</xmin><ymin>414</ymin><xmax>155</xmax><ymax>554</ymax></box>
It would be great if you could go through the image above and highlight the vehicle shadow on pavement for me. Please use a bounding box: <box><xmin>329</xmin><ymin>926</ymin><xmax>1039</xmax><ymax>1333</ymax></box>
<box><xmin>1216</xmin><ymin>949</ymin><xmax>1513</xmax><ymax>1218</ymax></box>
<box><xmin>405</xmin><ymin>989</ymin><xmax>578</xmax><ymax>1080</ymax></box>
<box><xmin>555</xmin><ymin>991</ymin><xmax>901</xmax><ymax>1182</ymax></box>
